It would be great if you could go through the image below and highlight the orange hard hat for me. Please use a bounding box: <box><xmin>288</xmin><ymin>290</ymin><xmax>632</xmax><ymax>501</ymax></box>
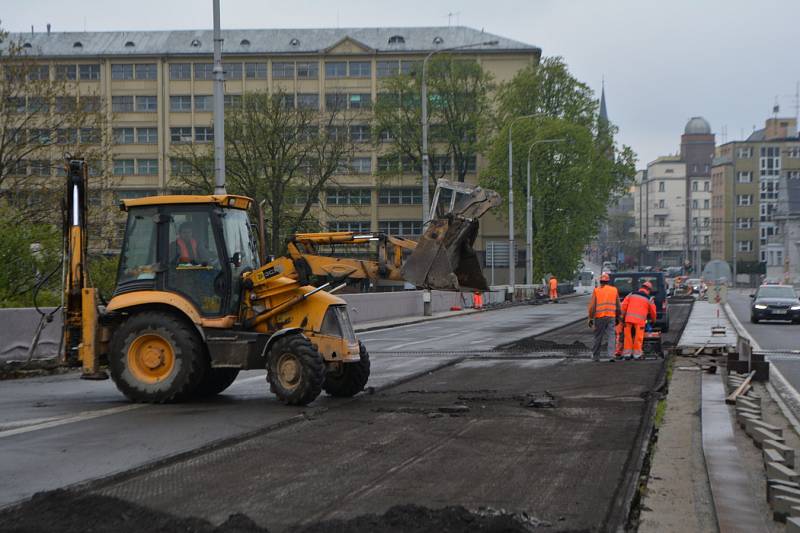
<box><xmin>600</xmin><ymin>273</ymin><xmax>610</xmax><ymax>282</ymax></box>
<box><xmin>642</xmin><ymin>281</ymin><xmax>654</xmax><ymax>292</ymax></box>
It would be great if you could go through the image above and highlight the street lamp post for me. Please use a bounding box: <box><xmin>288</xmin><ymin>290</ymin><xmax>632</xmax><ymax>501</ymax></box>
<box><xmin>419</xmin><ymin>39</ymin><xmax>497</xmax><ymax>315</ymax></box>
<box><xmin>525</xmin><ymin>138</ymin><xmax>568</xmax><ymax>285</ymax></box>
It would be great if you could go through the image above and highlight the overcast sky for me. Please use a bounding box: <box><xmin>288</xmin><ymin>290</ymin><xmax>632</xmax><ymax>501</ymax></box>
<box><xmin>4</xmin><ymin>0</ymin><xmax>799</xmax><ymax>168</ymax></box>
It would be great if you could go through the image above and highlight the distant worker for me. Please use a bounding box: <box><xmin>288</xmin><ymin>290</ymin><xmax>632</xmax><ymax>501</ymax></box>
<box><xmin>548</xmin><ymin>276</ymin><xmax>559</xmax><ymax>302</ymax></box>
<box><xmin>620</xmin><ymin>281</ymin><xmax>657</xmax><ymax>360</ymax></box>
<box><xmin>587</xmin><ymin>273</ymin><xmax>621</xmax><ymax>362</ymax></box>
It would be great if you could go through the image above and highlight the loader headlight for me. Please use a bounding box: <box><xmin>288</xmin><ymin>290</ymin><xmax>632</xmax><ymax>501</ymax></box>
<box><xmin>754</xmin><ymin>304</ymin><xmax>767</xmax><ymax>310</ymax></box>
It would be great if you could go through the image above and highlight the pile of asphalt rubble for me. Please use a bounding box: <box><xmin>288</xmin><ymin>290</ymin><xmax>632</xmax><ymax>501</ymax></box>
<box><xmin>0</xmin><ymin>490</ymin><xmax>591</xmax><ymax>533</ymax></box>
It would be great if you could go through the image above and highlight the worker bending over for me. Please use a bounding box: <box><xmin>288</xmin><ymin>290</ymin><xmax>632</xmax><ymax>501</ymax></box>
<box><xmin>587</xmin><ymin>273</ymin><xmax>621</xmax><ymax>362</ymax></box>
<box><xmin>620</xmin><ymin>281</ymin><xmax>657</xmax><ymax>360</ymax></box>
<box><xmin>548</xmin><ymin>276</ymin><xmax>559</xmax><ymax>302</ymax></box>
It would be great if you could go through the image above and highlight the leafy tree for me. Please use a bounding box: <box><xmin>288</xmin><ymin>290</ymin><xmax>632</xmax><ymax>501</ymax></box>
<box><xmin>171</xmin><ymin>91</ymin><xmax>355</xmax><ymax>254</ymax></box>
<box><xmin>372</xmin><ymin>56</ymin><xmax>494</xmax><ymax>184</ymax></box>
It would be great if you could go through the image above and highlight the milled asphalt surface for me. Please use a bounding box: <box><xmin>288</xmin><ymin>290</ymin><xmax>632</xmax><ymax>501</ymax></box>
<box><xmin>0</xmin><ymin>297</ymin><xmax>586</xmax><ymax>508</ymax></box>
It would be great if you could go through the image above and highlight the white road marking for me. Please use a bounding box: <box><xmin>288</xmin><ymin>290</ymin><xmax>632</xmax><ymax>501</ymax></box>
<box><xmin>384</xmin><ymin>331</ymin><xmax>463</xmax><ymax>351</ymax></box>
<box><xmin>0</xmin><ymin>404</ymin><xmax>146</xmax><ymax>439</ymax></box>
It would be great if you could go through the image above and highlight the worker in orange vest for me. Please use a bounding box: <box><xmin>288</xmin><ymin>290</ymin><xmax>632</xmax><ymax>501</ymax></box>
<box><xmin>620</xmin><ymin>281</ymin><xmax>657</xmax><ymax>360</ymax></box>
<box><xmin>588</xmin><ymin>273</ymin><xmax>621</xmax><ymax>362</ymax></box>
<box><xmin>548</xmin><ymin>276</ymin><xmax>559</xmax><ymax>302</ymax></box>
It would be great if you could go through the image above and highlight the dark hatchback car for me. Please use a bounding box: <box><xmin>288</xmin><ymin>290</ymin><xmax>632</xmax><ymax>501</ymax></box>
<box><xmin>750</xmin><ymin>285</ymin><xmax>800</xmax><ymax>324</ymax></box>
<box><xmin>608</xmin><ymin>272</ymin><xmax>670</xmax><ymax>332</ymax></box>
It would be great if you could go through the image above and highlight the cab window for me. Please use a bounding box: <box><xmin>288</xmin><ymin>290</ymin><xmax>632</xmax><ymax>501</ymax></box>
<box><xmin>117</xmin><ymin>207</ymin><xmax>158</xmax><ymax>285</ymax></box>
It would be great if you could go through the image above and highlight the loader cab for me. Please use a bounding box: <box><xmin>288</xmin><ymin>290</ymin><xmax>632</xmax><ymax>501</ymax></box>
<box><xmin>116</xmin><ymin>195</ymin><xmax>258</xmax><ymax>317</ymax></box>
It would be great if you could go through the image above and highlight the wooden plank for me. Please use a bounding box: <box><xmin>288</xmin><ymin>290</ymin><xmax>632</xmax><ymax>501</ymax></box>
<box><xmin>726</xmin><ymin>371</ymin><xmax>756</xmax><ymax>405</ymax></box>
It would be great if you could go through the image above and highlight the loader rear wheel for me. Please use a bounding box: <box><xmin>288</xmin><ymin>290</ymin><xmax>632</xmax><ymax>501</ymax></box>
<box><xmin>323</xmin><ymin>342</ymin><xmax>371</xmax><ymax>397</ymax></box>
<box><xmin>109</xmin><ymin>311</ymin><xmax>206</xmax><ymax>403</ymax></box>
<box><xmin>193</xmin><ymin>368</ymin><xmax>240</xmax><ymax>398</ymax></box>
<box><xmin>267</xmin><ymin>334</ymin><xmax>324</xmax><ymax>406</ymax></box>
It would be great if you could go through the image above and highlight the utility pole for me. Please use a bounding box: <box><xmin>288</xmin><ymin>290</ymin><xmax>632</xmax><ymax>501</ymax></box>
<box><xmin>212</xmin><ymin>0</ymin><xmax>226</xmax><ymax>194</ymax></box>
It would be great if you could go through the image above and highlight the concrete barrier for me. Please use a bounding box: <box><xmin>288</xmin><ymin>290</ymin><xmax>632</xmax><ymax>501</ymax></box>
<box><xmin>0</xmin><ymin>307</ymin><xmax>61</xmax><ymax>363</ymax></box>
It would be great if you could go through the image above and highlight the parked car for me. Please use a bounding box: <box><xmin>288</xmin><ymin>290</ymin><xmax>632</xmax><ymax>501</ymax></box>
<box><xmin>685</xmin><ymin>278</ymin><xmax>705</xmax><ymax>294</ymax></box>
<box><xmin>602</xmin><ymin>261</ymin><xmax>617</xmax><ymax>273</ymax></box>
<box><xmin>750</xmin><ymin>285</ymin><xmax>800</xmax><ymax>324</ymax></box>
<box><xmin>608</xmin><ymin>272</ymin><xmax>670</xmax><ymax>332</ymax></box>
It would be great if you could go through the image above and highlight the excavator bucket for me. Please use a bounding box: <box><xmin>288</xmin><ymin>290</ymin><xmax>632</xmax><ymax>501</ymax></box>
<box><xmin>401</xmin><ymin>180</ymin><xmax>501</xmax><ymax>291</ymax></box>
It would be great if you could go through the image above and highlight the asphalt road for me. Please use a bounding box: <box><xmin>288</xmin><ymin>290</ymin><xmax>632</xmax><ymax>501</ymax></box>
<box><xmin>0</xmin><ymin>297</ymin><xmax>587</xmax><ymax>508</ymax></box>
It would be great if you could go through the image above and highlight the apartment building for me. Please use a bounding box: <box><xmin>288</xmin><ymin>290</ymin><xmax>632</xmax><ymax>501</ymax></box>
<box><xmin>711</xmin><ymin>117</ymin><xmax>800</xmax><ymax>280</ymax></box>
<box><xmin>2</xmin><ymin>27</ymin><xmax>540</xmax><ymax>273</ymax></box>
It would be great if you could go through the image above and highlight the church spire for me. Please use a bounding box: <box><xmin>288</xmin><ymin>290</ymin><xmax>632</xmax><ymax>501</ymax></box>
<box><xmin>599</xmin><ymin>77</ymin><xmax>609</xmax><ymax>124</ymax></box>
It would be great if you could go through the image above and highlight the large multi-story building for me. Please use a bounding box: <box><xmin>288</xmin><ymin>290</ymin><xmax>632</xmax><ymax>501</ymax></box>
<box><xmin>632</xmin><ymin>117</ymin><xmax>714</xmax><ymax>269</ymax></box>
<box><xmin>711</xmin><ymin>117</ymin><xmax>800</xmax><ymax>280</ymax></box>
<box><xmin>2</xmin><ymin>27</ymin><xmax>540</xmax><ymax>281</ymax></box>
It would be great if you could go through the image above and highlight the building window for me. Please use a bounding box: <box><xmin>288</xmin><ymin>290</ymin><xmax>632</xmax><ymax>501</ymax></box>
<box><xmin>736</xmin><ymin>218</ymin><xmax>752</xmax><ymax>229</ymax></box>
<box><xmin>79</xmin><ymin>128</ymin><xmax>100</xmax><ymax>144</ymax></box>
<box><xmin>658</xmin><ymin>181</ymin><xmax>665</xmax><ymax>192</ymax></box>
<box><xmin>433</xmin><ymin>155</ymin><xmax>452</xmax><ymax>173</ymax></box>
<box><xmin>170</xmin><ymin>63</ymin><xmax>191</xmax><ymax>80</ymax></box>
<box><xmin>28</xmin><ymin>65</ymin><xmax>49</xmax><ymax>81</ymax></box>
<box><xmin>329</xmin><ymin>221</ymin><xmax>371</xmax><ymax>233</ymax></box>
<box><xmin>170</xmin><ymin>158</ymin><xmax>194</xmax><ymax>176</ymax></box>
<box><xmin>692</xmin><ymin>180</ymin><xmax>698</xmax><ymax>192</ymax></box>
<box><xmin>736</xmin><ymin>194</ymin><xmax>752</xmax><ymax>206</ymax></box>
<box><xmin>737</xmin><ymin>240</ymin><xmax>752</xmax><ymax>252</ymax></box>
<box><xmin>379</xmin><ymin>187</ymin><xmax>422</xmax><ymax>205</ymax></box>
<box><xmin>786</xmin><ymin>146</ymin><xmax>800</xmax><ymax>159</ymax></box>
<box><xmin>703</xmin><ymin>180</ymin><xmax>710</xmax><ymax>191</ymax></box>
<box><xmin>655</xmin><ymin>215</ymin><xmax>666</xmax><ymax>227</ymax></box>
<box><xmin>737</xmin><ymin>147</ymin><xmax>753</xmax><ymax>158</ymax></box>
<box><xmin>29</xmin><ymin>160</ymin><xmax>50</xmax><ymax>176</ymax></box>
<box><xmin>787</xmin><ymin>170</ymin><xmax>800</xmax><ymax>180</ymax></box>
<box><xmin>349</xmin><ymin>61</ymin><xmax>371</xmax><ymax>78</ymax></box>
<box><xmin>113</xmin><ymin>127</ymin><xmax>135</xmax><ymax>144</ymax></box>
<box><xmin>170</xmin><ymin>127</ymin><xmax>193</xmax><ymax>144</ymax></box>
<box><xmin>350</xmin><ymin>125</ymin><xmax>370</xmax><ymax>143</ymax></box>
<box><xmin>194</xmin><ymin>63</ymin><xmax>214</xmax><ymax>80</ymax></box>
<box><xmin>325</xmin><ymin>93</ymin><xmax>347</xmax><ymax>111</ymax></box>
<box><xmin>326</xmin><ymin>188</ymin><xmax>371</xmax><ymax>205</ymax></box>
<box><xmin>297</xmin><ymin>93</ymin><xmax>319</xmax><ymax>110</ymax></box>
<box><xmin>111</xmin><ymin>95</ymin><xmax>134</xmax><ymax>112</ymax></box>
<box><xmin>79</xmin><ymin>64</ymin><xmax>101</xmax><ymax>80</ymax></box>
<box><xmin>658</xmin><ymin>199</ymin><xmax>665</xmax><ymax>208</ymax></box>
<box><xmin>135</xmin><ymin>64</ymin><xmax>157</xmax><ymax>80</ymax></box>
<box><xmin>277</xmin><ymin>94</ymin><xmax>294</xmax><ymax>109</ymax></box>
<box><xmin>377</xmin><ymin>60</ymin><xmax>400</xmax><ymax>78</ymax></box>
<box><xmin>137</xmin><ymin>127</ymin><xmax>158</xmax><ymax>144</ymax></box>
<box><xmin>348</xmin><ymin>93</ymin><xmax>371</xmax><ymax>110</ymax></box>
<box><xmin>55</xmin><ymin>64</ymin><xmax>77</xmax><ymax>80</ymax></box>
<box><xmin>737</xmin><ymin>171</ymin><xmax>752</xmax><ymax>183</ymax></box>
<box><xmin>703</xmin><ymin>217</ymin><xmax>710</xmax><ymax>227</ymax></box>
<box><xmin>56</xmin><ymin>128</ymin><xmax>77</xmax><ymax>145</ymax></box>
<box><xmin>170</xmin><ymin>95</ymin><xmax>192</xmax><ymax>112</ymax></box>
<box><xmin>378</xmin><ymin>129</ymin><xmax>395</xmax><ymax>143</ymax></box>
<box><xmin>703</xmin><ymin>199</ymin><xmax>710</xmax><ymax>209</ymax></box>
<box><xmin>137</xmin><ymin>159</ymin><xmax>159</xmax><ymax>176</ymax></box>
<box><xmin>273</xmin><ymin>62</ymin><xmax>295</xmax><ymax>79</ymax></box>
<box><xmin>55</xmin><ymin>96</ymin><xmax>77</xmax><ymax>113</ymax></box>
<box><xmin>194</xmin><ymin>95</ymin><xmax>213</xmax><ymax>112</ymax></box>
<box><xmin>379</xmin><ymin>220</ymin><xmax>422</xmax><ymax>236</ymax></box>
<box><xmin>351</xmin><ymin>157</ymin><xmax>372</xmax><ymax>175</ymax></box>
<box><xmin>401</xmin><ymin>60</ymin><xmax>421</xmax><ymax>76</ymax></box>
<box><xmin>692</xmin><ymin>199</ymin><xmax>698</xmax><ymax>209</ymax></box>
<box><xmin>296</xmin><ymin>62</ymin><xmax>319</xmax><ymax>80</ymax></box>
<box><xmin>760</xmin><ymin>146</ymin><xmax>781</xmax><ymax>176</ymax></box>
<box><xmin>224</xmin><ymin>62</ymin><xmax>242</xmax><ymax>80</ymax></box>
<box><xmin>224</xmin><ymin>94</ymin><xmax>242</xmax><ymax>109</ymax></box>
<box><xmin>111</xmin><ymin>64</ymin><xmax>134</xmax><ymax>80</ymax></box>
<box><xmin>195</xmin><ymin>127</ymin><xmax>214</xmax><ymax>142</ymax></box>
<box><xmin>113</xmin><ymin>159</ymin><xmax>135</xmax><ymax>176</ymax></box>
<box><xmin>245</xmin><ymin>62</ymin><xmax>267</xmax><ymax>79</ymax></box>
<box><xmin>325</xmin><ymin>61</ymin><xmax>346</xmax><ymax>78</ymax></box>
<box><xmin>135</xmin><ymin>95</ymin><xmax>157</xmax><ymax>112</ymax></box>
<box><xmin>664</xmin><ymin>168</ymin><xmax>674</xmax><ymax>174</ymax></box>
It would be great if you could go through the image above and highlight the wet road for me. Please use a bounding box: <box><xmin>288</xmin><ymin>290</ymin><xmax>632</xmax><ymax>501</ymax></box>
<box><xmin>0</xmin><ymin>297</ymin><xmax>587</xmax><ymax>508</ymax></box>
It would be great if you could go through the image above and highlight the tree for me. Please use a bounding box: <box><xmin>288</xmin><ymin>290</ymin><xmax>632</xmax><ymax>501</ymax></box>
<box><xmin>482</xmin><ymin>57</ymin><xmax>636</xmax><ymax>281</ymax></box>
<box><xmin>171</xmin><ymin>91</ymin><xmax>355</xmax><ymax>254</ymax></box>
<box><xmin>372</xmin><ymin>56</ymin><xmax>494</xmax><ymax>184</ymax></box>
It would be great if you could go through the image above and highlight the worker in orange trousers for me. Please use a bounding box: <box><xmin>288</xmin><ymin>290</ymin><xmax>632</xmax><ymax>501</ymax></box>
<box><xmin>548</xmin><ymin>276</ymin><xmax>559</xmax><ymax>302</ymax></box>
<box><xmin>620</xmin><ymin>281</ymin><xmax>657</xmax><ymax>360</ymax></box>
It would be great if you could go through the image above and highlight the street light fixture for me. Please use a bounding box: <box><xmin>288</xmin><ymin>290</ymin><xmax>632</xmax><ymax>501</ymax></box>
<box><xmin>525</xmin><ymin>138</ymin><xmax>568</xmax><ymax>286</ymax></box>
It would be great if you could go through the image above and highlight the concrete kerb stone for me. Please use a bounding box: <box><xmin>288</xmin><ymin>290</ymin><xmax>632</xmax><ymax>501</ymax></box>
<box><xmin>773</xmin><ymin>495</ymin><xmax>800</xmax><ymax>522</ymax></box>
<box><xmin>755</xmin><ymin>428</ymin><xmax>786</xmax><ymax>448</ymax></box>
<box><xmin>788</xmin><ymin>515</ymin><xmax>800</xmax><ymax>533</ymax></box>
<box><xmin>765</xmin><ymin>439</ymin><xmax>796</xmax><ymax>468</ymax></box>
<box><xmin>770</xmin><ymin>483</ymin><xmax>800</xmax><ymax>505</ymax></box>
<box><xmin>737</xmin><ymin>411</ymin><xmax>760</xmax><ymax>428</ymax></box>
<box><xmin>737</xmin><ymin>397</ymin><xmax>762</xmax><ymax>411</ymax></box>
<box><xmin>745</xmin><ymin>418</ymin><xmax>784</xmax><ymax>438</ymax></box>
<box><xmin>770</xmin><ymin>479</ymin><xmax>800</xmax><ymax>501</ymax></box>
<box><xmin>768</xmin><ymin>461</ymin><xmax>799</xmax><ymax>483</ymax></box>
<box><xmin>765</xmin><ymin>448</ymin><xmax>786</xmax><ymax>467</ymax></box>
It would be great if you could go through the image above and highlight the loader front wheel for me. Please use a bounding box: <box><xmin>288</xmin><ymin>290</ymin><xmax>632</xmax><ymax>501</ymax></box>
<box><xmin>109</xmin><ymin>311</ymin><xmax>206</xmax><ymax>403</ymax></box>
<box><xmin>323</xmin><ymin>342</ymin><xmax>371</xmax><ymax>397</ymax></box>
<box><xmin>193</xmin><ymin>368</ymin><xmax>240</xmax><ymax>398</ymax></box>
<box><xmin>267</xmin><ymin>334</ymin><xmax>324</xmax><ymax>406</ymax></box>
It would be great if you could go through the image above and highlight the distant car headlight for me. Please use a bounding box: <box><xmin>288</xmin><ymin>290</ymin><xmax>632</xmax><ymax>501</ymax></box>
<box><xmin>792</xmin><ymin>305</ymin><xmax>800</xmax><ymax>311</ymax></box>
<box><xmin>754</xmin><ymin>304</ymin><xmax>767</xmax><ymax>310</ymax></box>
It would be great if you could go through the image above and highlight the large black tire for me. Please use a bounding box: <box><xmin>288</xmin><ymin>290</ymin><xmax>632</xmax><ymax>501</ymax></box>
<box><xmin>193</xmin><ymin>368</ymin><xmax>240</xmax><ymax>398</ymax></box>
<box><xmin>109</xmin><ymin>311</ymin><xmax>206</xmax><ymax>403</ymax></box>
<box><xmin>323</xmin><ymin>341</ymin><xmax>371</xmax><ymax>397</ymax></box>
<box><xmin>267</xmin><ymin>334</ymin><xmax>325</xmax><ymax>406</ymax></box>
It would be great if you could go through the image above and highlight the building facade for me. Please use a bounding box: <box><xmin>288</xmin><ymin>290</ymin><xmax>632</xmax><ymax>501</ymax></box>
<box><xmin>711</xmin><ymin>117</ymin><xmax>800</xmax><ymax>281</ymax></box>
<box><xmin>1</xmin><ymin>27</ymin><xmax>540</xmax><ymax>276</ymax></box>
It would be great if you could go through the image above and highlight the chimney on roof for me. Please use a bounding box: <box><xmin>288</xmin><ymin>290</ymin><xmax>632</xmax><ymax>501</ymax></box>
<box><xmin>31</xmin><ymin>25</ymin><xmax>34</xmax><ymax>37</ymax></box>
<box><xmin>47</xmin><ymin>24</ymin><xmax>51</xmax><ymax>35</ymax></box>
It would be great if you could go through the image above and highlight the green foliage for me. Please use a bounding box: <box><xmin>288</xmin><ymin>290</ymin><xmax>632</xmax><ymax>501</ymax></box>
<box><xmin>88</xmin><ymin>254</ymin><xmax>120</xmax><ymax>302</ymax></box>
<box><xmin>481</xmin><ymin>57</ymin><xmax>637</xmax><ymax>281</ymax></box>
<box><xmin>0</xmin><ymin>207</ymin><xmax>61</xmax><ymax>307</ymax></box>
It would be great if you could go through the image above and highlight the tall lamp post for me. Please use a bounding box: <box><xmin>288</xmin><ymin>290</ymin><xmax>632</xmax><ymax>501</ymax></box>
<box><xmin>526</xmin><ymin>138</ymin><xmax>568</xmax><ymax>285</ymax></box>
<box><xmin>419</xmin><ymin>39</ymin><xmax>497</xmax><ymax>315</ymax></box>
<box><xmin>506</xmin><ymin>114</ymin><xmax>541</xmax><ymax>299</ymax></box>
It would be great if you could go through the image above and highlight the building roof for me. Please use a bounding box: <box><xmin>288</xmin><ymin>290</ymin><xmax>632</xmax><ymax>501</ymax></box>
<box><xmin>647</xmin><ymin>155</ymin><xmax>683</xmax><ymax>166</ymax></box>
<box><xmin>684</xmin><ymin>116</ymin><xmax>711</xmax><ymax>135</ymax></box>
<box><xmin>746</xmin><ymin>128</ymin><xmax>765</xmax><ymax>142</ymax></box>
<box><xmin>2</xmin><ymin>26</ymin><xmax>540</xmax><ymax>58</ymax></box>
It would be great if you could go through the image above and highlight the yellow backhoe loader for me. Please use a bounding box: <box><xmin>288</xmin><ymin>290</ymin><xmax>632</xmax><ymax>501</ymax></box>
<box><xmin>62</xmin><ymin>159</ymin><xmax>500</xmax><ymax>405</ymax></box>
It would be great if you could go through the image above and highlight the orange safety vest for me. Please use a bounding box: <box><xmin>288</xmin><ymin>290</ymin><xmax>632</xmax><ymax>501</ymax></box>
<box><xmin>621</xmin><ymin>291</ymin><xmax>656</xmax><ymax>326</ymax></box>
<box><xmin>549</xmin><ymin>278</ymin><xmax>558</xmax><ymax>290</ymax></box>
<box><xmin>589</xmin><ymin>284</ymin><xmax>620</xmax><ymax>319</ymax></box>
<box><xmin>176</xmin><ymin>237</ymin><xmax>198</xmax><ymax>262</ymax></box>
